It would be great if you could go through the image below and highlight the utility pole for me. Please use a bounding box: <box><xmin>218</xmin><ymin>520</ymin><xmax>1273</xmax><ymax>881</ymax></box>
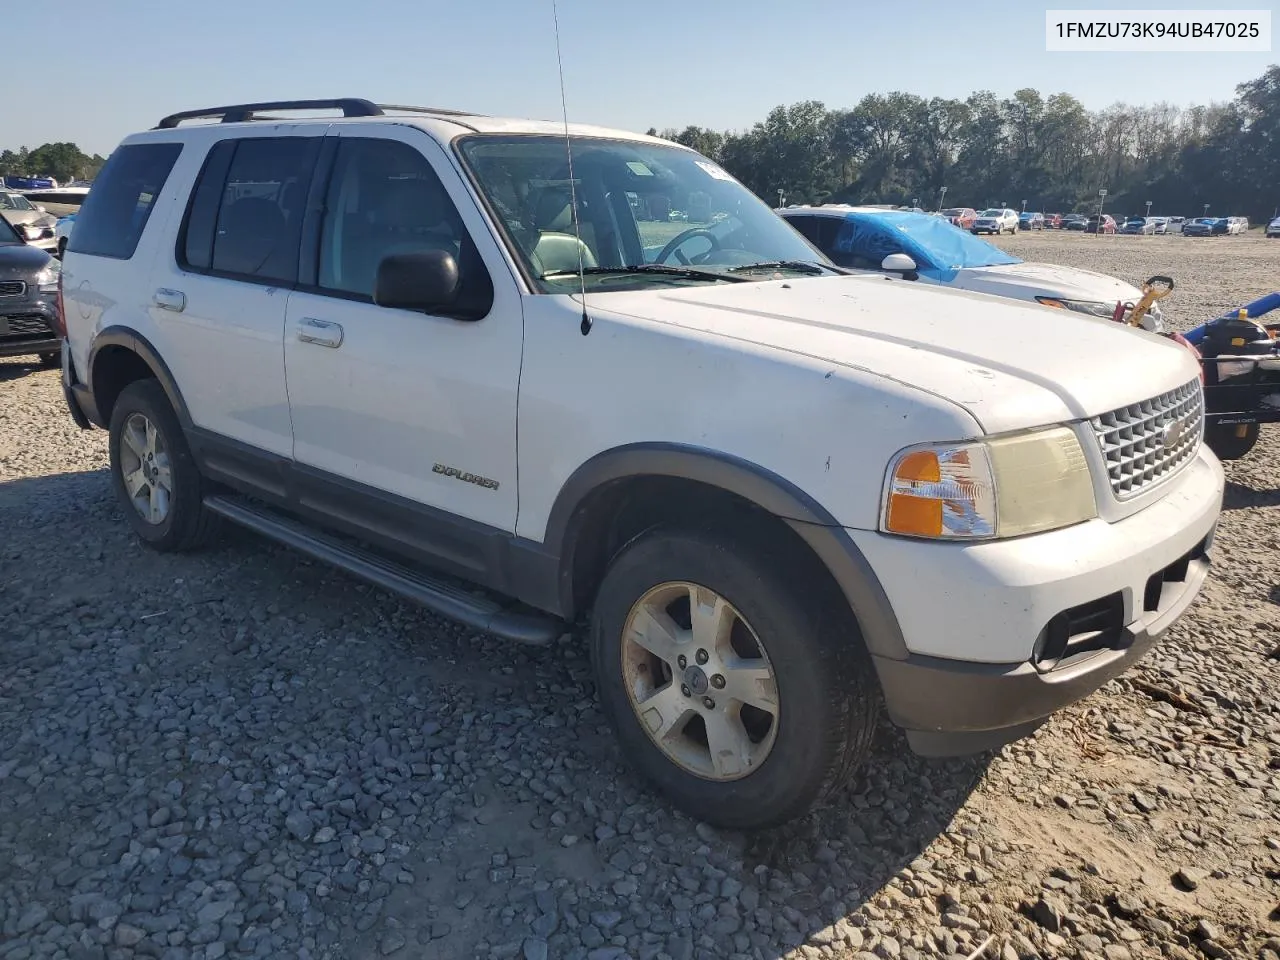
<box><xmin>1145</xmin><ymin>200</ymin><xmax>1152</xmax><ymax>221</ymax></box>
<box><xmin>1097</xmin><ymin>189</ymin><xmax>1108</xmax><ymax>235</ymax></box>
<box><xmin>938</xmin><ymin>186</ymin><xmax>948</xmax><ymax>211</ymax></box>
<box><xmin>1021</xmin><ymin>199</ymin><xmax>1027</xmax><ymax>213</ymax></box>
<box><xmin>777</xmin><ymin>188</ymin><xmax>785</xmax><ymax>209</ymax></box>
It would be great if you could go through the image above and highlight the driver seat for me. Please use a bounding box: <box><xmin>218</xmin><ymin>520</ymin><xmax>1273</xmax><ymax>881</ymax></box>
<box><xmin>529</xmin><ymin>188</ymin><xmax>597</xmax><ymax>277</ymax></box>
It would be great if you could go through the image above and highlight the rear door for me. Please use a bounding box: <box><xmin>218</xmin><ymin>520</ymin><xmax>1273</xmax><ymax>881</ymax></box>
<box><xmin>150</xmin><ymin>126</ymin><xmax>327</xmax><ymax>465</ymax></box>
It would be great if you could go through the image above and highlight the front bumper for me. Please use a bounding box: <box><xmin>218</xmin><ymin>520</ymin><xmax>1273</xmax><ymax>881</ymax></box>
<box><xmin>856</xmin><ymin>445</ymin><xmax>1224</xmax><ymax>754</ymax></box>
<box><xmin>0</xmin><ymin>300</ymin><xmax>59</xmax><ymax>358</ymax></box>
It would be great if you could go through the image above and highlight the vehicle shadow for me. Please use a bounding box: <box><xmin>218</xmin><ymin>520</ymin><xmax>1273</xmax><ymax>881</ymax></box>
<box><xmin>0</xmin><ymin>356</ymin><xmax>53</xmax><ymax>382</ymax></box>
<box><xmin>1222</xmin><ymin>479</ymin><xmax>1280</xmax><ymax>510</ymax></box>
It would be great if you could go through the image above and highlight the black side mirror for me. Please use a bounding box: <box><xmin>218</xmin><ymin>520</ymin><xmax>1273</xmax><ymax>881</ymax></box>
<box><xmin>374</xmin><ymin>250</ymin><xmax>461</xmax><ymax>314</ymax></box>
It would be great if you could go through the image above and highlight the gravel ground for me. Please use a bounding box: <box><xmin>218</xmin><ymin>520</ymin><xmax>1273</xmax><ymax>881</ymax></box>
<box><xmin>1</xmin><ymin>231</ymin><xmax>1278</xmax><ymax>960</ymax></box>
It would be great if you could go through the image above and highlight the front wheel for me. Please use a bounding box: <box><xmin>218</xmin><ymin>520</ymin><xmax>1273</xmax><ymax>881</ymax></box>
<box><xmin>589</xmin><ymin>526</ymin><xmax>878</xmax><ymax>830</ymax></box>
<box><xmin>109</xmin><ymin>379</ymin><xmax>220</xmax><ymax>550</ymax></box>
<box><xmin>37</xmin><ymin>352</ymin><xmax>59</xmax><ymax>368</ymax></box>
<box><xmin>1205</xmin><ymin>422</ymin><xmax>1260</xmax><ymax>460</ymax></box>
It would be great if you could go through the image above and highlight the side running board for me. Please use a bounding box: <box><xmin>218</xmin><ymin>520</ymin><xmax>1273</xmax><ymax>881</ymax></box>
<box><xmin>203</xmin><ymin>495</ymin><xmax>564</xmax><ymax>645</ymax></box>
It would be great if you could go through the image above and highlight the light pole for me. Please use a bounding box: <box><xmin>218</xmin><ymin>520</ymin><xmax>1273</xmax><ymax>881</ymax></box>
<box><xmin>1145</xmin><ymin>200</ymin><xmax>1152</xmax><ymax>221</ymax></box>
<box><xmin>777</xmin><ymin>188</ymin><xmax>785</xmax><ymax>209</ymax></box>
<box><xmin>1097</xmin><ymin>189</ymin><xmax>1108</xmax><ymax>235</ymax></box>
<box><xmin>938</xmin><ymin>186</ymin><xmax>948</xmax><ymax>212</ymax></box>
<box><xmin>1021</xmin><ymin>199</ymin><xmax>1027</xmax><ymax>213</ymax></box>
<box><xmin>1203</xmin><ymin>203</ymin><xmax>1210</xmax><ymax>218</ymax></box>
<box><xmin>912</xmin><ymin>197</ymin><xmax>920</xmax><ymax>211</ymax></box>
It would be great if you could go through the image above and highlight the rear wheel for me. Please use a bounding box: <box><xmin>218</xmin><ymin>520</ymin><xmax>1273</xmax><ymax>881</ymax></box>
<box><xmin>1205</xmin><ymin>422</ymin><xmax>1260</xmax><ymax>460</ymax></box>
<box><xmin>589</xmin><ymin>526</ymin><xmax>878</xmax><ymax>829</ymax></box>
<box><xmin>109</xmin><ymin>379</ymin><xmax>219</xmax><ymax>550</ymax></box>
<box><xmin>37</xmin><ymin>352</ymin><xmax>59</xmax><ymax>368</ymax></box>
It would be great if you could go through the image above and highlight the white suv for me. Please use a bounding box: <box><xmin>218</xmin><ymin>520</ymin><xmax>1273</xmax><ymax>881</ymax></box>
<box><xmin>59</xmin><ymin>99</ymin><xmax>1223</xmax><ymax>829</ymax></box>
<box><xmin>971</xmin><ymin>208</ymin><xmax>1020</xmax><ymax>235</ymax></box>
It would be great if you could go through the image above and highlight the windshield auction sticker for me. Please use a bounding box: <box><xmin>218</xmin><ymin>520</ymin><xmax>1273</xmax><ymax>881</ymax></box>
<box><xmin>1046</xmin><ymin>9</ymin><xmax>1271</xmax><ymax>50</ymax></box>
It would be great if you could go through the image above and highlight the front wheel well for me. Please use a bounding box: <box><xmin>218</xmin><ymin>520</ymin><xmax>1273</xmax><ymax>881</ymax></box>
<box><xmin>563</xmin><ymin>475</ymin><xmax>855</xmax><ymax>631</ymax></box>
<box><xmin>92</xmin><ymin>346</ymin><xmax>158</xmax><ymax>425</ymax></box>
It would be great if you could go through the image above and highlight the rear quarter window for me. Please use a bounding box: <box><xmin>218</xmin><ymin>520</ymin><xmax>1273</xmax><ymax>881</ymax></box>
<box><xmin>66</xmin><ymin>142</ymin><xmax>182</xmax><ymax>260</ymax></box>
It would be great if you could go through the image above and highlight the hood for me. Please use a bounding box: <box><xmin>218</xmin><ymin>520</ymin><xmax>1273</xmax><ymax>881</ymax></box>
<box><xmin>1</xmin><ymin>208</ymin><xmax>43</xmax><ymax>226</ymax></box>
<box><xmin>946</xmin><ymin>261</ymin><xmax>1143</xmax><ymax>305</ymax></box>
<box><xmin>0</xmin><ymin>243</ymin><xmax>54</xmax><ymax>277</ymax></box>
<box><xmin>593</xmin><ymin>275</ymin><xmax>1198</xmax><ymax>435</ymax></box>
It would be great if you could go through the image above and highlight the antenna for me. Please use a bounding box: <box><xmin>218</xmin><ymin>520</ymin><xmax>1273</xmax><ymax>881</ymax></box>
<box><xmin>551</xmin><ymin>0</ymin><xmax>592</xmax><ymax>336</ymax></box>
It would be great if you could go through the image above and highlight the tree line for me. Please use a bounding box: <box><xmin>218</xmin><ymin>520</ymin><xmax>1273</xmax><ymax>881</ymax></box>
<box><xmin>0</xmin><ymin>143</ymin><xmax>107</xmax><ymax>185</ymax></box>
<box><xmin>650</xmin><ymin>65</ymin><xmax>1280</xmax><ymax>221</ymax></box>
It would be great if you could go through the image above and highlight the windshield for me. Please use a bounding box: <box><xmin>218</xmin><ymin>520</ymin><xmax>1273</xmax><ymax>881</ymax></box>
<box><xmin>0</xmin><ymin>215</ymin><xmax>21</xmax><ymax>244</ymax></box>
<box><xmin>941</xmin><ymin>208</ymin><xmax>966</xmax><ymax>217</ymax></box>
<box><xmin>979</xmin><ymin>209</ymin><xmax>1003</xmax><ymax>217</ymax></box>
<box><xmin>458</xmin><ymin>135</ymin><xmax>833</xmax><ymax>292</ymax></box>
<box><xmin>0</xmin><ymin>194</ymin><xmax>35</xmax><ymax>212</ymax></box>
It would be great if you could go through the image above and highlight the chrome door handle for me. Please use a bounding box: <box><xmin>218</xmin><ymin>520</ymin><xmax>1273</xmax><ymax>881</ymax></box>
<box><xmin>296</xmin><ymin>317</ymin><xmax>344</xmax><ymax>349</ymax></box>
<box><xmin>153</xmin><ymin>288</ymin><xmax>186</xmax><ymax>312</ymax></box>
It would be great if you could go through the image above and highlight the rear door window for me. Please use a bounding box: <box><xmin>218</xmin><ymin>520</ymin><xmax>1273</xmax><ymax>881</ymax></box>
<box><xmin>179</xmin><ymin>137</ymin><xmax>320</xmax><ymax>285</ymax></box>
<box><xmin>66</xmin><ymin>142</ymin><xmax>182</xmax><ymax>259</ymax></box>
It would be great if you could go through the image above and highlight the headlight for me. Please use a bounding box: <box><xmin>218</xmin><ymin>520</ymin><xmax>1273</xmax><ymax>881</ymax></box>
<box><xmin>881</xmin><ymin>426</ymin><xmax>1097</xmax><ymax>540</ymax></box>
<box><xmin>34</xmin><ymin>261</ymin><xmax>60</xmax><ymax>292</ymax></box>
<box><xmin>1035</xmin><ymin>296</ymin><xmax>1118</xmax><ymax>319</ymax></box>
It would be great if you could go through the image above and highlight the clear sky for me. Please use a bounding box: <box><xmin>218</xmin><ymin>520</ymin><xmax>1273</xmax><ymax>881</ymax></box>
<box><xmin>6</xmin><ymin>0</ymin><xmax>1278</xmax><ymax>156</ymax></box>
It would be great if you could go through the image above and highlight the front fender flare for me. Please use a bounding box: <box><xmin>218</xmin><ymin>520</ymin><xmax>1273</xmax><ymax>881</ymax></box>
<box><xmin>544</xmin><ymin>443</ymin><xmax>910</xmax><ymax>660</ymax></box>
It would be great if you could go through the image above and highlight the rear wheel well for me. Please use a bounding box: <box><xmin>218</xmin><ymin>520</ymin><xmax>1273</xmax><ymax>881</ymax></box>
<box><xmin>565</xmin><ymin>476</ymin><xmax>855</xmax><ymax>630</ymax></box>
<box><xmin>92</xmin><ymin>346</ymin><xmax>158</xmax><ymax>425</ymax></box>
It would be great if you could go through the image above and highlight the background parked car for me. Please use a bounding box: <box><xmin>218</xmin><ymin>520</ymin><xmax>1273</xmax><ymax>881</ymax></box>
<box><xmin>939</xmin><ymin>207</ymin><xmax>977</xmax><ymax>229</ymax></box>
<box><xmin>972</xmin><ymin>208</ymin><xmax>1018</xmax><ymax>234</ymax></box>
<box><xmin>1043</xmin><ymin>213</ymin><xmax>1063</xmax><ymax>229</ymax></box>
<box><xmin>779</xmin><ymin>205</ymin><xmax>1166</xmax><ymax>329</ymax></box>
<box><xmin>1183</xmin><ymin>217</ymin><xmax>1227</xmax><ymax>236</ymax></box>
<box><xmin>55</xmin><ymin>214</ymin><xmax>76</xmax><ymax>257</ymax></box>
<box><xmin>1063</xmin><ymin>214</ymin><xmax>1089</xmax><ymax>231</ymax></box>
<box><xmin>1266</xmin><ymin>216</ymin><xmax>1280</xmax><ymax>238</ymax></box>
<box><xmin>1120</xmin><ymin>217</ymin><xmax>1156</xmax><ymax>235</ymax></box>
<box><xmin>1227</xmin><ymin>216</ymin><xmax>1249</xmax><ymax>235</ymax></box>
<box><xmin>1085</xmin><ymin>214</ymin><xmax>1117</xmax><ymax>234</ymax></box>
<box><xmin>0</xmin><ymin>192</ymin><xmax>58</xmax><ymax>252</ymax></box>
<box><xmin>1167</xmin><ymin>216</ymin><xmax>1186</xmax><ymax>232</ymax></box>
<box><xmin>1149</xmin><ymin>217</ymin><xmax>1169</xmax><ymax>234</ymax></box>
<box><xmin>0</xmin><ymin>212</ymin><xmax>62</xmax><ymax>367</ymax></box>
<box><xmin>1018</xmin><ymin>211</ymin><xmax>1046</xmax><ymax>231</ymax></box>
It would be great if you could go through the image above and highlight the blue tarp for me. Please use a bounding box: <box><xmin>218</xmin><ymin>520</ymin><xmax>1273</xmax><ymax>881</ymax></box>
<box><xmin>832</xmin><ymin>210</ymin><xmax>1022</xmax><ymax>282</ymax></box>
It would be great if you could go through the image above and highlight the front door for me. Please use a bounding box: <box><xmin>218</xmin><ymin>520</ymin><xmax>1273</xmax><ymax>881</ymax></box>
<box><xmin>283</xmin><ymin>127</ymin><xmax>524</xmax><ymax>555</ymax></box>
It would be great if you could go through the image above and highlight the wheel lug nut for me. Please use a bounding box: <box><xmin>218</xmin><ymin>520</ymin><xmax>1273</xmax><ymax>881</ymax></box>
<box><xmin>680</xmin><ymin>684</ymin><xmax>691</xmax><ymax>697</ymax></box>
<box><xmin>702</xmin><ymin>697</ymin><xmax>715</xmax><ymax>709</ymax></box>
<box><xmin>677</xmin><ymin>655</ymin><xmax>687</xmax><ymax>669</ymax></box>
<box><xmin>711</xmin><ymin>674</ymin><xmax>725</xmax><ymax>689</ymax></box>
<box><xmin>695</xmin><ymin>649</ymin><xmax>708</xmax><ymax>665</ymax></box>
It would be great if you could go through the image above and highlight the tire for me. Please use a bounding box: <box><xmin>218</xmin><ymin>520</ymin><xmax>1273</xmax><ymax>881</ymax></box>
<box><xmin>1205</xmin><ymin>422</ymin><xmax>1259</xmax><ymax>460</ymax></box>
<box><xmin>37</xmin><ymin>352</ymin><xmax>59</xmax><ymax>368</ymax></box>
<box><xmin>589</xmin><ymin>526</ymin><xmax>878</xmax><ymax>830</ymax></box>
<box><xmin>108</xmin><ymin>378</ymin><xmax>219</xmax><ymax>551</ymax></box>
<box><xmin>57</xmin><ymin>238</ymin><xmax>67</xmax><ymax>258</ymax></box>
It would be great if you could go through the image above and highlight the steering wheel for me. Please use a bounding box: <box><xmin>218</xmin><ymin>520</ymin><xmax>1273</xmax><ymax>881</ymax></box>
<box><xmin>654</xmin><ymin>228</ymin><xmax>722</xmax><ymax>266</ymax></box>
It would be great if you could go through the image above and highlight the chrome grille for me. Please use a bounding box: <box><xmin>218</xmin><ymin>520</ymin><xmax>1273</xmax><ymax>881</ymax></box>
<box><xmin>0</xmin><ymin>280</ymin><xmax>25</xmax><ymax>297</ymax></box>
<box><xmin>1090</xmin><ymin>379</ymin><xmax>1203</xmax><ymax>500</ymax></box>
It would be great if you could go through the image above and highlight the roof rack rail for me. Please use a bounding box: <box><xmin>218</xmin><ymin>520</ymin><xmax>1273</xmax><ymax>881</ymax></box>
<box><xmin>155</xmin><ymin>98</ymin><xmax>385</xmax><ymax>129</ymax></box>
<box><xmin>377</xmin><ymin>103</ymin><xmax>485</xmax><ymax>119</ymax></box>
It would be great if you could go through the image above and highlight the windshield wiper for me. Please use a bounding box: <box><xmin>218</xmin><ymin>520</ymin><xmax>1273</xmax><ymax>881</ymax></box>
<box><xmin>725</xmin><ymin>260</ymin><xmax>846</xmax><ymax>275</ymax></box>
<box><xmin>539</xmin><ymin>265</ymin><xmax>749</xmax><ymax>283</ymax></box>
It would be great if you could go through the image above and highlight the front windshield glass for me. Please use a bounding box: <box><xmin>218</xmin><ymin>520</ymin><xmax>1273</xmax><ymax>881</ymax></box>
<box><xmin>457</xmin><ymin>135</ymin><xmax>834</xmax><ymax>292</ymax></box>
<box><xmin>979</xmin><ymin>209</ymin><xmax>1002</xmax><ymax>217</ymax></box>
<box><xmin>0</xmin><ymin>194</ymin><xmax>34</xmax><ymax>211</ymax></box>
<box><xmin>0</xmin><ymin>216</ymin><xmax>21</xmax><ymax>244</ymax></box>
